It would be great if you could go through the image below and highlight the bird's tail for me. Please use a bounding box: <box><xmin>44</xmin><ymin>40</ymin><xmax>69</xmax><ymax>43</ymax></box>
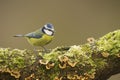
<box><xmin>13</xmin><ymin>34</ymin><xmax>24</xmax><ymax>37</ymax></box>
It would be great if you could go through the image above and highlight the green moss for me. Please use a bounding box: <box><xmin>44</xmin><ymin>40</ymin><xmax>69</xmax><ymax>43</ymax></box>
<box><xmin>0</xmin><ymin>48</ymin><xmax>36</xmax><ymax>70</ymax></box>
<box><xmin>97</xmin><ymin>30</ymin><xmax>120</xmax><ymax>54</ymax></box>
<box><xmin>0</xmin><ymin>30</ymin><xmax>120</xmax><ymax>79</ymax></box>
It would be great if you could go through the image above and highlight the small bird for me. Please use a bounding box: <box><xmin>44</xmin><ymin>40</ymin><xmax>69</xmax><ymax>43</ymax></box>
<box><xmin>14</xmin><ymin>23</ymin><xmax>55</xmax><ymax>51</ymax></box>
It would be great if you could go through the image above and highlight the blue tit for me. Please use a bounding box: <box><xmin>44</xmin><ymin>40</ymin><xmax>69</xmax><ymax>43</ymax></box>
<box><xmin>14</xmin><ymin>23</ymin><xmax>55</xmax><ymax>51</ymax></box>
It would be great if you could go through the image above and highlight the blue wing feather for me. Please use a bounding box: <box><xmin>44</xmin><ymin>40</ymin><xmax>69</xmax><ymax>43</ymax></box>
<box><xmin>24</xmin><ymin>32</ymin><xmax>43</xmax><ymax>38</ymax></box>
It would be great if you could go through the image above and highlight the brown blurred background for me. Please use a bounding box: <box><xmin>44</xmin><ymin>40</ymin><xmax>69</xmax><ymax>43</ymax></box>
<box><xmin>0</xmin><ymin>0</ymin><xmax>120</xmax><ymax>79</ymax></box>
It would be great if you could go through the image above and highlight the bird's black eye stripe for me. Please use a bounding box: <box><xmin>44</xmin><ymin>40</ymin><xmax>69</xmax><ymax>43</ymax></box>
<box><xmin>47</xmin><ymin>29</ymin><xmax>53</xmax><ymax>31</ymax></box>
<box><xmin>47</xmin><ymin>29</ymin><xmax>54</xmax><ymax>34</ymax></box>
<box><xmin>42</xmin><ymin>27</ymin><xmax>54</xmax><ymax>36</ymax></box>
<box><xmin>42</xmin><ymin>27</ymin><xmax>45</xmax><ymax>33</ymax></box>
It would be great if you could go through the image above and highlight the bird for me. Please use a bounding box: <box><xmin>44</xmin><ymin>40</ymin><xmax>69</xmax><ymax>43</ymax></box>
<box><xmin>14</xmin><ymin>23</ymin><xmax>55</xmax><ymax>51</ymax></box>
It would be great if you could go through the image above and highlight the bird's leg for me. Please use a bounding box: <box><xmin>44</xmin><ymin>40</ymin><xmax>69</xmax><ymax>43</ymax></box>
<box><xmin>33</xmin><ymin>47</ymin><xmax>40</xmax><ymax>60</ymax></box>
<box><xmin>41</xmin><ymin>46</ymin><xmax>50</xmax><ymax>53</ymax></box>
<box><xmin>42</xmin><ymin>46</ymin><xmax>47</xmax><ymax>51</ymax></box>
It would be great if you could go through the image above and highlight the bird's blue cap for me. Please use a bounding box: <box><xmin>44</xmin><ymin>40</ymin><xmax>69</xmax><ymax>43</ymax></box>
<box><xmin>47</xmin><ymin>23</ymin><xmax>53</xmax><ymax>28</ymax></box>
<box><xmin>44</xmin><ymin>23</ymin><xmax>54</xmax><ymax>31</ymax></box>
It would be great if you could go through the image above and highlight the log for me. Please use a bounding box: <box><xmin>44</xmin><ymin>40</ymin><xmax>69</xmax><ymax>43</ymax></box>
<box><xmin>0</xmin><ymin>30</ymin><xmax>120</xmax><ymax>80</ymax></box>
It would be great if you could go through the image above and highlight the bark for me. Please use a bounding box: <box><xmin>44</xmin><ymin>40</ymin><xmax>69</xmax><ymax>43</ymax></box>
<box><xmin>0</xmin><ymin>30</ymin><xmax>120</xmax><ymax>80</ymax></box>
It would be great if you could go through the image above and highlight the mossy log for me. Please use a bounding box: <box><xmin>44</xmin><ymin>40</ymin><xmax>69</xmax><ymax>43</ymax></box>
<box><xmin>0</xmin><ymin>30</ymin><xmax>120</xmax><ymax>80</ymax></box>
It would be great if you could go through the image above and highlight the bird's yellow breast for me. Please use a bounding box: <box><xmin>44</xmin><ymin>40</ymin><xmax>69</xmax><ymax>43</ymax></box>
<box><xmin>26</xmin><ymin>34</ymin><xmax>53</xmax><ymax>46</ymax></box>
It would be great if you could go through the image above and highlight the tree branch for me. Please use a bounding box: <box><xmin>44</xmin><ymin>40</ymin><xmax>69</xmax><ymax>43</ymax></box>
<box><xmin>0</xmin><ymin>30</ymin><xmax>120</xmax><ymax>80</ymax></box>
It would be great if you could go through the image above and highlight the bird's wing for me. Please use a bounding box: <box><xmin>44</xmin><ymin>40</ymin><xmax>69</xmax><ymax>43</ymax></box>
<box><xmin>24</xmin><ymin>32</ymin><xmax>43</xmax><ymax>38</ymax></box>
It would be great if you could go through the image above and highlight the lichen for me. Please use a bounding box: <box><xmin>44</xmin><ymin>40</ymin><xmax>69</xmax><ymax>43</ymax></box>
<box><xmin>0</xmin><ymin>48</ymin><xmax>36</xmax><ymax>78</ymax></box>
<box><xmin>0</xmin><ymin>30</ymin><xmax>120</xmax><ymax>80</ymax></box>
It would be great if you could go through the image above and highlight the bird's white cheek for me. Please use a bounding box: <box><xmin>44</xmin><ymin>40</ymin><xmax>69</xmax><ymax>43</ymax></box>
<box><xmin>44</xmin><ymin>29</ymin><xmax>53</xmax><ymax>36</ymax></box>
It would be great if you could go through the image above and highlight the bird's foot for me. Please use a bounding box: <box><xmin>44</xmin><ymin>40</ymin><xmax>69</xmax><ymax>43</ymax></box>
<box><xmin>33</xmin><ymin>48</ymin><xmax>43</xmax><ymax>60</ymax></box>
